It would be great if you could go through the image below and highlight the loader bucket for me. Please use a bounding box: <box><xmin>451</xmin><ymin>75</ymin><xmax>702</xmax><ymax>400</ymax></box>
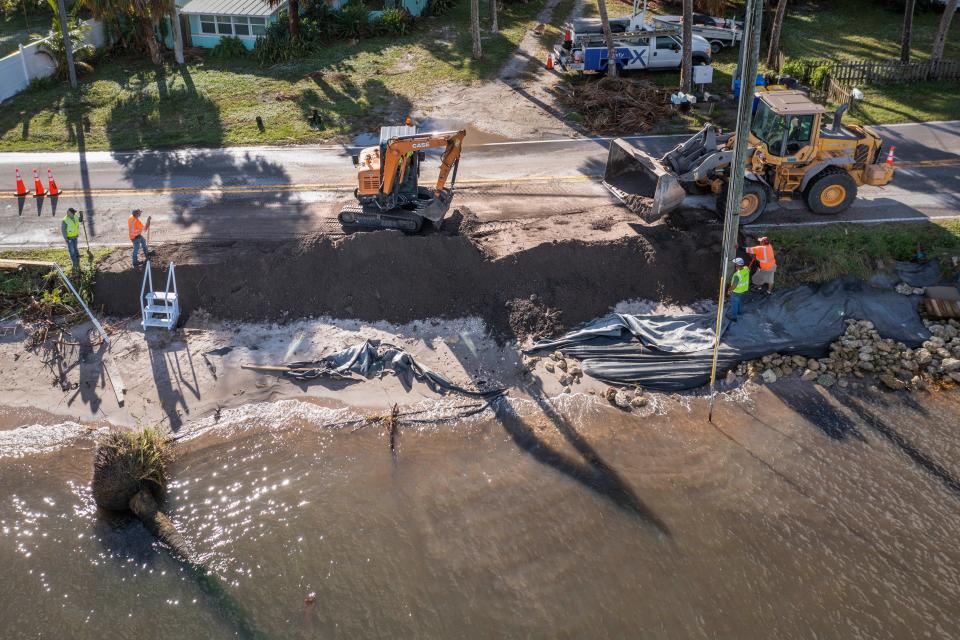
<box><xmin>603</xmin><ymin>138</ymin><xmax>687</xmax><ymax>222</ymax></box>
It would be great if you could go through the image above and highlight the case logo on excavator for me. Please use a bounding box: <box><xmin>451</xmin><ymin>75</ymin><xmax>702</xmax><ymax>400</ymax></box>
<box><xmin>412</xmin><ymin>142</ymin><xmax>430</xmax><ymax>149</ymax></box>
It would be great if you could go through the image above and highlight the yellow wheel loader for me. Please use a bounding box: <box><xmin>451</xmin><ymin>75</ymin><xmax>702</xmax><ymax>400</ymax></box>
<box><xmin>603</xmin><ymin>90</ymin><xmax>895</xmax><ymax>224</ymax></box>
<box><xmin>339</xmin><ymin>125</ymin><xmax>466</xmax><ymax>233</ymax></box>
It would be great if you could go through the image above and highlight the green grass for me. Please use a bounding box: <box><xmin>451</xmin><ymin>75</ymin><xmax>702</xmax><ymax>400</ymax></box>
<box><xmin>0</xmin><ymin>0</ymin><xmax>544</xmax><ymax>152</ymax></box>
<box><xmin>767</xmin><ymin>221</ymin><xmax>960</xmax><ymax>287</ymax></box>
<box><xmin>781</xmin><ymin>0</ymin><xmax>960</xmax><ymax>63</ymax></box>
<box><xmin>0</xmin><ymin>247</ymin><xmax>114</xmax><ymax>315</ymax></box>
<box><xmin>0</xmin><ymin>7</ymin><xmax>51</xmax><ymax>57</ymax></box>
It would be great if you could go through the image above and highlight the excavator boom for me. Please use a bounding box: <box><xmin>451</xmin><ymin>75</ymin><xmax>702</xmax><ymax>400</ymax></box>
<box><xmin>381</xmin><ymin>129</ymin><xmax>466</xmax><ymax>196</ymax></box>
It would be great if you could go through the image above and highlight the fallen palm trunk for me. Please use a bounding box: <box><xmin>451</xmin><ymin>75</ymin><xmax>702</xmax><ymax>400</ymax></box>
<box><xmin>92</xmin><ymin>429</ymin><xmax>194</xmax><ymax>564</ymax></box>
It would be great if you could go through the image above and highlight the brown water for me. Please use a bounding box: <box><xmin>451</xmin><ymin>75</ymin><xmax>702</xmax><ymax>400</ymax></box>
<box><xmin>2</xmin><ymin>385</ymin><xmax>960</xmax><ymax>639</ymax></box>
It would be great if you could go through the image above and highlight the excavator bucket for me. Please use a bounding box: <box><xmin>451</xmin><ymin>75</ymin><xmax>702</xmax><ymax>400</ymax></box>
<box><xmin>603</xmin><ymin>138</ymin><xmax>687</xmax><ymax>222</ymax></box>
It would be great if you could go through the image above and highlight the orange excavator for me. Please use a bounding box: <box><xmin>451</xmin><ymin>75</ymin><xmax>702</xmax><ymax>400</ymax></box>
<box><xmin>339</xmin><ymin>124</ymin><xmax>466</xmax><ymax>232</ymax></box>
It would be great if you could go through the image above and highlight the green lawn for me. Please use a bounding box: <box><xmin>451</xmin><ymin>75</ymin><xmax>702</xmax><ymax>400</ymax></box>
<box><xmin>0</xmin><ymin>0</ymin><xmax>544</xmax><ymax>151</ymax></box>
<box><xmin>0</xmin><ymin>8</ymin><xmax>51</xmax><ymax>57</ymax></box>
<box><xmin>767</xmin><ymin>221</ymin><xmax>960</xmax><ymax>287</ymax></box>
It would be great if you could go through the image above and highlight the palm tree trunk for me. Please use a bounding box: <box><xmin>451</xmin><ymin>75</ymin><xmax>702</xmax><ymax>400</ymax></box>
<box><xmin>289</xmin><ymin>0</ymin><xmax>300</xmax><ymax>40</ymax></box>
<box><xmin>597</xmin><ymin>0</ymin><xmax>617</xmax><ymax>78</ymax></box>
<box><xmin>931</xmin><ymin>0</ymin><xmax>959</xmax><ymax>73</ymax></box>
<box><xmin>680</xmin><ymin>0</ymin><xmax>693</xmax><ymax>93</ymax></box>
<box><xmin>765</xmin><ymin>0</ymin><xmax>787</xmax><ymax>70</ymax></box>
<box><xmin>490</xmin><ymin>0</ymin><xmax>498</xmax><ymax>34</ymax></box>
<box><xmin>170</xmin><ymin>0</ymin><xmax>184</xmax><ymax>65</ymax></box>
<box><xmin>144</xmin><ymin>19</ymin><xmax>162</xmax><ymax>65</ymax></box>
<box><xmin>129</xmin><ymin>488</ymin><xmax>194</xmax><ymax>563</ymax></box>
<box><xmin>900</xmin><ymin>0</ymin><xmax>916</xmax><ymax>64</ymax></box>
<box><xmin>471</xmin><ymin>0</ymin><xmax>482</xmax><ymax>59</ymax></box>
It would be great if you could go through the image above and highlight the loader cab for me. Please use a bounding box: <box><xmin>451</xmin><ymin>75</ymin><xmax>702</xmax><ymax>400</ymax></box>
<box><xmin>748</xmin><ymin>91</ymin><xmax>826</xmax><ymax>162</ymax></box>
<box><xmin>356</xmin><ymin>125</ymin><xmax>421</xmax><ymax>201</ymax></box>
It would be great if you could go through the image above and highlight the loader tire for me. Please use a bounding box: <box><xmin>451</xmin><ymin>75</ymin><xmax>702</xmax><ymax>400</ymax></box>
<box><xmin>805</xmin><ymin>168</ymin><xmax>857</xmax><ymax>215</ymax></box>
<box><xmin>716</xmin><ymin>181</ymin><xmax>768</xmax><ymax>225</ymax></box>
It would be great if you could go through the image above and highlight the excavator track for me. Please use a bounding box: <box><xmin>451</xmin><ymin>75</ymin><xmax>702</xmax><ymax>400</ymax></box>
<box><xmin>338</xmin><ymin>204</ymin><xmax>424</xmax><ymax>233</ymax></box>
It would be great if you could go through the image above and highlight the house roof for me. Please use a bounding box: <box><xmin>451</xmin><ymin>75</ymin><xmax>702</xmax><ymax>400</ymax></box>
<box><xmin>180</xmin><ymin>0</ymin><xmax>284</xmax><ymax>17</ymax></box>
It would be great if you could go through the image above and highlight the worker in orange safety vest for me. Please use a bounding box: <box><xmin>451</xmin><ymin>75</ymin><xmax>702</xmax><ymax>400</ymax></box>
<box><xmin>128</xmin><ymin>209</ymin><xmax>151</xmax><ymax>268</ymax></box>
<box><xmin>746</xmin><ymin>236</ymin><xmax>776</xmax><ymax>294</ymax></box>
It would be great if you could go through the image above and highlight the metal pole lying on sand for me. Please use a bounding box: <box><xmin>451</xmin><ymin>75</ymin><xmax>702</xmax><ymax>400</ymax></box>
<box><xmin>707</xmin><ymin>0</ymin><xmax>764</xmax><ymax>423</ymax></box>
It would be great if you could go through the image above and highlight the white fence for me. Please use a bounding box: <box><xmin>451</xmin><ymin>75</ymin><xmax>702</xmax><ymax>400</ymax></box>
<box><xmin>0</xmin><ymin>19</ymin><xmax>104</xmax><ymax>103</ymax></box>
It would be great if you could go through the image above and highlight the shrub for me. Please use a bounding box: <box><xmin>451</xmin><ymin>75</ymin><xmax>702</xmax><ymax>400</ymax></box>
<box><xmin>253</xmin><ymin>18</ymin><xmax>314</xmax><ymax>63</ymax></box>
<box><xmin>424</xmin><ymin>0</ymin><xmax>457</xmax><ymax>16</ymax></box>
<box><xmin>779</xmin><ymin>58</ymin><xmax>808</xmax><ymax>81</ymax></box>
<box><xmin>210</xmin><ymin>35</ymin><xmax>248</xmax><ymax>60</ymax></box>
<box><xmin>810</xmin><ymin>64</ymin><xmax>830</xmax><ymax>90</ymax></box>
<box><xmin>371</xmin><ymin>8</ymin><xmax>411</xmax><ymax>37</ymax></box>
<box><xmin>335</xmin><ymin>0</ymin><xmax>373</xmax><ymax>39</ymax></box>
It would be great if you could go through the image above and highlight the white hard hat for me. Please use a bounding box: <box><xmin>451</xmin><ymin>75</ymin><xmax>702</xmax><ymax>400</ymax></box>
<box><xmin>733</xmin><ymin>258</ymin><xmax>745</xmax><ymax>266</ymax></box>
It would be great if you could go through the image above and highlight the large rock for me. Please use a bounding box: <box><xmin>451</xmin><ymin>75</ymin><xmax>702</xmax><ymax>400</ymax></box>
<box><xmin>801</xmin><ymin>369</ymin><xmax>818</xmax><ymax>381</ymax></box>
<box><xmin>940</xmin><ymin>357</ymin><xmax>960</xmax><ymax>373</ymax></box>
<box><xmin>880</xmin><ymin>374</ymin><xmax>906</xmax><ymax>391</ymax></box>
<box><xmin>817</xmin><ymin>373</ymin><xmax>836</xmax><ymax>387</ymax></box>
<box><xmin>761</xmin><ymin>369</ymin><xmax>777</xmax><ymax>384</ymax></box>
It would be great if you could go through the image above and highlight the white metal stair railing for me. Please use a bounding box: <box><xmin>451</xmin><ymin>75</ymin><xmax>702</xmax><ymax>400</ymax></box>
<box><xmin>140</xmin><ymin>261</ymin><xmax>180</xmax><ymax>330</ymax></box>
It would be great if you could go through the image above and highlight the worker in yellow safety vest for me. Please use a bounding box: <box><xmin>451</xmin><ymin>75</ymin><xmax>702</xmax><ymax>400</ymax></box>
<box><xmin>746</xmin><ymin>236</ymin><xmax>776</xmax><ymax>294</ymax></box>
<box><xmin>727</xmin><ymin>257</ymin><xmax>750</xmax><ymax>321</ymax></box>
<box><xmin>128</xmin><ymin>209</ymin><xmax>151</xmax><ymax>268</ymax></box>
<box><xmin>61</xmin><ymin>208</ymin><xmax>82</xmax><ymax>272</ymax></box>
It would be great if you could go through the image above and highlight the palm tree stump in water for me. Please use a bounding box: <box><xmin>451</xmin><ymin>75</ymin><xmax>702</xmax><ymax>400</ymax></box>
<box><xmin>92</xmin><ymin>429</ymin><xmax>194</xmax><ymax>563</ymax></box>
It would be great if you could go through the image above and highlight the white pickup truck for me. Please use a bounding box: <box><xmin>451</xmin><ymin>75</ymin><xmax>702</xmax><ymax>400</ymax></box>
<box><xmin>653</xmin><ymin>13</ymin><xmax>743</xmax><ymax>54</ymax></box>
<box><xmin>553</xmin><ymin>0</ymin><xmax>714</xmax><ymax>74</ymax></box>
<box><xmin>554</xmin><ymin>20</ymin><xmax>712</xmax><ymax>73</ymax></box>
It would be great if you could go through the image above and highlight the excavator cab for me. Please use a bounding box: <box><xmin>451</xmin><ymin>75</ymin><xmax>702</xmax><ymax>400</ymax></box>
<box><xmin>342</xmin><ymin>125</ymin><xmax>466</xmax><ymax>232</ymax></box>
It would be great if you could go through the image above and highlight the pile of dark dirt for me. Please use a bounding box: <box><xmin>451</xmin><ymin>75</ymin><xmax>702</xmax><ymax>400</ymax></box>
<box><xmin>505</xmin><ymin>295</ymin><xmax>563</xmax><ymax>342</ymax></box>
<box><xmin>94</xmin><ymin>225</ymin><xmax>723</xmax><ymax>342</ymax></box>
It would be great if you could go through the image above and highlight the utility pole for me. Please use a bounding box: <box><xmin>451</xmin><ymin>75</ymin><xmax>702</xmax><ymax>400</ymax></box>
<box><xmin>707</xmin><ymin>0</ymin><xmax>764</xmax><ymax>423</ymax></box>
<box><xmin>56</xmin><ymin>0</ymin><xmax>77</xmax><ymax>88</ymax></box>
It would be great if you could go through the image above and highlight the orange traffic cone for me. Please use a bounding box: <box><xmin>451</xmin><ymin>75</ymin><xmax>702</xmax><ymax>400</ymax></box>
<box><xmin>546</xmin><ymin>54</ymin><xmax>554</xmax><ymax>70</ymax></box>
<box><xmin>32</xmin><ymin>169</ymin><xmax>45</xmax><ymax>197</ymax></box>
<box><xmin>14</xmin><ymin>168</ymin><xmax>29</xmax><ymax>196</ymax></box>
<box><xmin>47</xmin><ymin>168</ymin><xmax>61</xmax><ymax>196</ymax></box>
<box><xmin>886</xmin><ymin>146</ymin><xmax>896</xmax><ymax>166</ymax></box>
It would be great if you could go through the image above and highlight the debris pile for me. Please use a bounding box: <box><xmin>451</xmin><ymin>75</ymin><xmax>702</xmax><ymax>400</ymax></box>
<box><xmin>506</xmin><ymin>295</ymin><xmax>563</xmax><ymax>342</ymax></box>
<box><xmin>895</xmin><ymin>282</ymin><xmax>926</xmax><ymax>296</ymax></box>
<box><xmin>734</xmin><ymin>318</ymin><xmax>960</xmax><ymax>391</ymax></box>
<box><xmin>558</xmin><ymin>78</ymin><xmax>672</xmax><ymax>134</ymax></box>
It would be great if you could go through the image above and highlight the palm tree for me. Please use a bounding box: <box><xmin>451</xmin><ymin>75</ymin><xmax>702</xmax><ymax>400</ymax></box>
<box><xmin>900</xmin><ymin>0</ymin><xmax>916</xmax><ymax>63</ymax></box>
<box><xmin>32</xmin><ymin>0</ymin><xmax>96</xmax><ymax>79</ymax></box>
<box><xmin>490</xmin><ymin>0</ymin><xmax>498</xmax><ymax>34</ymax></box>
<box><xmin>680</xmin><ymin>0</ymin><xmax>693</xmax><ymax>93</ymax></box>
<box><xmin>597</xmin><ymin>0</ymin><xmax>617</xmax><ymax>78</ymax></box>
<box><xmin>765</xmin><ymin>0</ymin><xmax>787</xmax><ymax>69</ymax></box>
<box><xmin>471</xmin><ymin>0</ymin><xmax>481</xmax><ymax>59</ymax></box>
<box><xmin>932</xmin><ymin>0</ymin><xmax>959</xmax><ymax>73</ymax></box>
<box><xmin>79</xmin><ymin>0</ymin><xmax>169</xmax><ymax>64</ymax></box>
<box><xmin>268</xmin><ymin>0</ymin><xmax>300</xmax><ymax>40</ymax></box>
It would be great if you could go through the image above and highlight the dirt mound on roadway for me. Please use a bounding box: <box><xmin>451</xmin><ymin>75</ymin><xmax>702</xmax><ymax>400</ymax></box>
<box><xmin>95</xmin><ymin>226</ymin><xmax>722</xmax><ymax>341</ymax></box>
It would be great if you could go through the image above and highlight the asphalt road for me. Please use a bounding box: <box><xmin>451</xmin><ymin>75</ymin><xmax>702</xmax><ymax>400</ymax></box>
<box><xmin>1</xmin><ymin>121</ymin><xmax>958</xmax><ymax>246</ymax></box>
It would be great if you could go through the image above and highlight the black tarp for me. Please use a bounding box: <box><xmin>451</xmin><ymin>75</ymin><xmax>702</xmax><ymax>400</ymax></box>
<box><xmin>529</xmin><ymin>278</ymin><xmax>930</xmax><ymax>391</ymax></box>
<box><xmin>284</xmin><ymin>339</ymin><xmax>505</xmax><ymax>398</ymax></box>
<box><xmin>894</xmin><ymin>259</ymin><xmax>941</xmax><ymax>288</ymax></box>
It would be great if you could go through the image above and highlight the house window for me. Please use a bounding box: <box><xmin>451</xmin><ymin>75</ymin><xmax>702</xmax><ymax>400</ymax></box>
<box><xmin>232</xmin><ymin>16</ymin><xmax>250</xmax><ymax>36</ymax></box>
<box><xmin>199</xmin><ymin>15</ymin><xmax>216</xmax><ymax>34</ymax></box>
<box><xmin>197</xmin><ymin>14</ymin><xmax>268</xmax><ymax>38</ymax></box>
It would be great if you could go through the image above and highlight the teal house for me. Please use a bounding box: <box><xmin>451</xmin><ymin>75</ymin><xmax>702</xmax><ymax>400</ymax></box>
<box><xmin>179</xmin><ymin>0</ymin><xmax>286</xmax><ymax>50</ymax></box>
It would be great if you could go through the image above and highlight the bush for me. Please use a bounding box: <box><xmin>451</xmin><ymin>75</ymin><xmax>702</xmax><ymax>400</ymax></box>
<box><xmin>210</xmin><ymin>35</ymin><xmax>248</xmax><ymax>60</ymax></box>
<box><xmin>810</xmin><ymin>64</ymin><xmax>830</xmax><ymax>90</ymax></box>
<box><xmin>371</xmin><ymin>9</ymin><xmax>411</xmax><ymax>36</ymax></box>
<box><xmin>424</xmin><ymin>0</ymin><xmax>457</xmax><ymax>16</ymax></box>
<box><xmin>253</xmin><ymin>18</ymin><xmax>314</xmax><ymax>63</ymax></box>
<box><xmin>779</xmin><ymin>58</ymin><xmax>808</xmax><ymax>81</ymax></box>
<box><xmin>334</xmin><ymin>0</ymin><xmax>373</xmax><ymax>39</ymax></box>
